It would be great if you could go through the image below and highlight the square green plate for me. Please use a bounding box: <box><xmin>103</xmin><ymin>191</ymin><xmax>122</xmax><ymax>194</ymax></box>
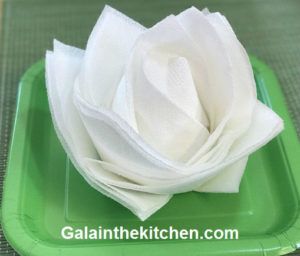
<box><xmin>2</xmin><ymin>56</ymin><xmax>300</xmax><ymax>256</ymax></box>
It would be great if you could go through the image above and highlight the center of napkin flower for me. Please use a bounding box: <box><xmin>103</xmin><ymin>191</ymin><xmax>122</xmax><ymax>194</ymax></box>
<box><xmin>142</xmin><ymin>52</ymin><xmax>208</xmax><ymax>127</ymax></box>
<box><xmin>130</xmin><ymin>51</ymin><xmax>210</xmax><ymax>162</ymax></box>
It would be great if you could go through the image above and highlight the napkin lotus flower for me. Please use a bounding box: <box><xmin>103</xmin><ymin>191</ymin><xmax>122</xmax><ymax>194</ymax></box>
<box><xmin>46</xmin><ymin>6</ymin><xmax>283</xmax><ymax>220</ymax></box>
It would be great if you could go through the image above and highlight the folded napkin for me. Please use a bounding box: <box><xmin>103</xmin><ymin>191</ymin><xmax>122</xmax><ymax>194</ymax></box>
<box><xmin>45</xmin><ymin>6</ymin><xmax>283</xmax><ymax>220</ymax></box>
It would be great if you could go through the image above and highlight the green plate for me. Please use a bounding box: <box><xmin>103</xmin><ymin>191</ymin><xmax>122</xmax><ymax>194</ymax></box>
<box><xmin>2</xmin><ymin>56</ymin><xmax>300</xmax><ymax>256</ymax></box>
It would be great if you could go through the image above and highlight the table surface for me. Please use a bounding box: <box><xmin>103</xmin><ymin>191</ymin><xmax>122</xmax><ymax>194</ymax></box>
<box><xmin>0</xmin><ymin>0</ymin><xmax>299</xmax><ymax>255</ymax></box>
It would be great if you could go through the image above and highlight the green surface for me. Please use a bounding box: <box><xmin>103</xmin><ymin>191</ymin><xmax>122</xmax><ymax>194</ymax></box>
<box><xmin>1</xmin><ymin>0</ymin><xmax>300</xmax><ymax>255</ymax></box>
<box><xmin>1</xmin><ymin>57</ymin><xmax>300</xmax><ymax>256</ymax></box>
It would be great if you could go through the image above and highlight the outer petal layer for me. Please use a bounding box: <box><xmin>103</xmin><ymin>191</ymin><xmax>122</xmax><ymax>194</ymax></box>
<box><xmin>46</xmin><ymin>40</ymin><xmax>171</xmax><ymax>221</ymax></box>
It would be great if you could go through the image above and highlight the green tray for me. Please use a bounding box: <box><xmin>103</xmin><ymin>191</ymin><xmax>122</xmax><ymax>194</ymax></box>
<box><xmin>2</xmin><ymin>56</ymin><xmax>300</xmax><ymax>256</ymax></box>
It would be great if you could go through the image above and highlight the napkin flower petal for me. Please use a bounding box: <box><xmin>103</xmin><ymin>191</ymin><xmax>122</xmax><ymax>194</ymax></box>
<box><xmin>194</xmin><ymin>157</ymin><xmax>248</xmax><ymax>193</ymax></box>
<box><xmin>46</xmin><ymin>40</ymin><xmax>171</xmax><ymax>221</ymax></box>
<box><xmin>76</xmin><ymin>5</ymin><xmax>145</xmax><ymax>115</ymax></box>
<box><xmin>177</xmin><ymin>7</ymin><xmax>256</xmax><ymax>165</ymax></box>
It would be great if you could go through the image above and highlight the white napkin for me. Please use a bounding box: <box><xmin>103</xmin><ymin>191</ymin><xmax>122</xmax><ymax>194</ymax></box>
<box><xmin>45</xmin><ymin>6</ymin><xmax>283</xmax><ymax>220</ymax></box>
